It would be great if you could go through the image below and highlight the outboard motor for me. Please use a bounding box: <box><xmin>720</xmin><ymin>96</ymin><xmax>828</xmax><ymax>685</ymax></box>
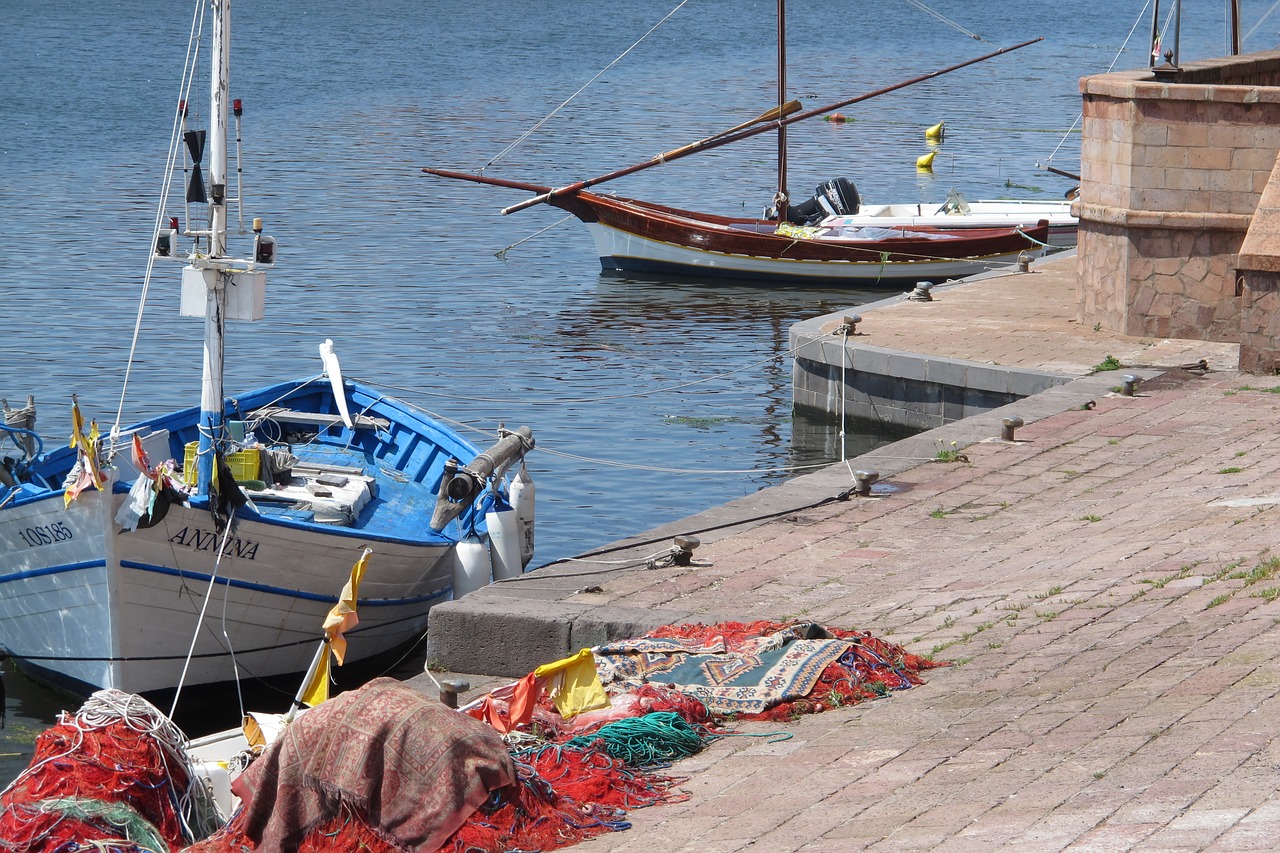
<box><xmin>784</xmin><ymin>177</ymin><xmax>861</xmax><ymax>225</ymax></box>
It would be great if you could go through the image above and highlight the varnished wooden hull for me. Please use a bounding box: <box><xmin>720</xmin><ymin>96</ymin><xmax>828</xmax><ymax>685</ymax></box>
<box><xmin>553</xmin><ymin>191</ymin><xmax>1050</xmax><ymax>285</ymax></box>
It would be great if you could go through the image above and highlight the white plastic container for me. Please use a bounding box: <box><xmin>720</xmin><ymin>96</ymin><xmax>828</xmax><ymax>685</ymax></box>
<box><xmin>452</xmin><ymin>535</ymin><xmax>493</xmax><ymax>597</ymax></box>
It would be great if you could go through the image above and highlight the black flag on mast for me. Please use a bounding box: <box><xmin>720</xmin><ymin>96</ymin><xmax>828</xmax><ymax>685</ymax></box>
<box><xmin>185</xmin><ymin>129</ymin><xmax>207</xmax><ymax>203</ymax></box>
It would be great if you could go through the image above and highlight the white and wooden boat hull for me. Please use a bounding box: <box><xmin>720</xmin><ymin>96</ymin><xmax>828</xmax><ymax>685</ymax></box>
<box><xmin>585</xmin><ymin>220</ymin><xmax>1042</xmax><ymax>284</ymax></box>
<box><xmin>0</xmin><ymin>484</ymin><xmax>453</xmax><ymax>697</ymax></box>
<box><xmin>824</xmin><ymin>199</ymin><xmax>1077</xmax><ymax>247</ymax></box>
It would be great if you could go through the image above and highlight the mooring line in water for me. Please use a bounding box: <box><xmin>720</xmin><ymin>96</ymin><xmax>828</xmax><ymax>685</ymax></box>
<box><xmin>496</xmin><ymin>214</ymin><xmax>575</xmax><ymax>259</ymax></box>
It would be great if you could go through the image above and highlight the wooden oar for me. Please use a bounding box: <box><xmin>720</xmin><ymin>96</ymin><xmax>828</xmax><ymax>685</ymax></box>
<box><xmin>488</xmin><ymin>37</ymin><xmax>1043</xmax><ymax>216</ymax></box>
<box><xmin>1042</xmin><ymin>164</ymin><xmax>1081</xmax><ymax>182</ymax></box>
<box><xmin>494</xmin><ymin>102</ymin><xmax>802</xmax><ymax>216</ymax></box>
<box><xmin>662</xmin><ymin>99</ymin><xmax>802</xmax><ymax>160</ymax></box>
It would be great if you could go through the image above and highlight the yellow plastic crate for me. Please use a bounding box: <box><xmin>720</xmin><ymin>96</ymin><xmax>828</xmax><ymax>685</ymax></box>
<box><xmin>183</xmin><ymin>441</ymin><xmax>262</xmax><ymax>486</ymax></box>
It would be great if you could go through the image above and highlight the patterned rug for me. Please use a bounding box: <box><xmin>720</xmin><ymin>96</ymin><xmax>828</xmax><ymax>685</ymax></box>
<box><xmin>594</xmin><ymin>624</ymin><xmax>852</xmax><ymax>715</ymax></box>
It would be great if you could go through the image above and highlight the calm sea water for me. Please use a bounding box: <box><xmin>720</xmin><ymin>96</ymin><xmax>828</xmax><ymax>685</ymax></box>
<box><xmin>1</xmin><ymin>0</ymin><xmax>1273</xmax><ymax>779</ymax></box>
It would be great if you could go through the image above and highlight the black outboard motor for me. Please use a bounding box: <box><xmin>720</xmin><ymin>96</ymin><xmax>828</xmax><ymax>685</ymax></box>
<box><xmin>784</xmin><ymin>177</ymin><xmax>861</xmax><ymax>225</ymax></box>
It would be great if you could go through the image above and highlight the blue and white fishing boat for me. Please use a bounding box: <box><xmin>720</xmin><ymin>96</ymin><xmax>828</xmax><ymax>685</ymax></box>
<box><xmin>0</xmin><ymin>0</ymin><xmax>534</xmax><ymax>703</ymax></box>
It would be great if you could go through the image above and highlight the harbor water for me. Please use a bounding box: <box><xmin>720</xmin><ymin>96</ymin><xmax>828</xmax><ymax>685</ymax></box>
<box><xmin>1</xmin><ymin>0</ymin><xmax>1273</xmax><ymax>780</ymax></box>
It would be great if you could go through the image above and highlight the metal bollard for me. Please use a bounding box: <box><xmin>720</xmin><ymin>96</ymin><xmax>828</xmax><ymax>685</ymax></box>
<box><xmin>1121</xmin><ymin>375</ymin><xmax>1139</xmax><ymax>397</ymax></box>
<box><xmin>907</xmin><ymin>281</ymin><xmax>934</xmax><ymax>302</ymax></box>
<box><xmin>1001</xmin><ymin>416</ymin><xmax>1024</xmax><ymax>441</ymax></box>
<box><xmin>1017</xmin><ymin>253</ymin><xmax>1031</xmax><ymax>273</ymax></box>
<box><xmin>438</xmin><ymin>676</ymin><xmax>470</xmax><ymax>708</ymax></box>
<box><xmin>853</xmin><ymin>470</ymin><xmax>880</xmax><ymax>497</ymax></box>
<box><xmin>837</xmin><ymin>314</ymin><xmax>862</xmax><ymax>336</ymax></box>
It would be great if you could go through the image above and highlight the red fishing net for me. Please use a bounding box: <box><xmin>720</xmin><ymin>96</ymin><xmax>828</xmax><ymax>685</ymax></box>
<box><xmin>189</xmin><ymin>741</ymin><xmax>685</xmax><ymax>853</ymax></box>
<box><xmin>0</xmin><ymin>691</ymin><xmax>212</xmax><ymax>853</ymax></box>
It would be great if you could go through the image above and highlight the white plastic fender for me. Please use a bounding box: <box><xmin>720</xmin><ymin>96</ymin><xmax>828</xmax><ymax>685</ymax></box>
<box><xmin>510</xmin><ymin>462</ymin><xmax>536</xmax><ymax>568</ymax></box>
<box><xmin>318</xmin><ymin>339</ymin><xmax>353</xmax><ymax>429</ymax></box>
<box><xmin>487</xmin><ymin>493</ymin><xmax>522</xmax><ymax>581</ymax></box>
<box><xmin>452</xmin><ymin>535</ymin><xmax>493</xmax><ymax>598</ymax></box>
<box><xmin>191</xmin><ymin>760</ymin><xmax>233</xmax><ymax>821</ymax></box>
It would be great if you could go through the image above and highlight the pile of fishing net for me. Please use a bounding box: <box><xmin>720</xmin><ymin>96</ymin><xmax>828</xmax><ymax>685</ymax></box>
<box><xmin>186</xmin><ymin>678</ymin><xmax>687</xmax><ymax>853</ymax></box>
<box><xmin>475</xmin><ymin>619</ymin><xmax>945</xmax><ymax>735</ymax></box>
<box><xmin>0</xmin><ymin>689</ymin><xmax>221</xmax><ymax>853</ymax></box>
<box><xmin>2</xmin><ymin>619</ymin><xmax>940</xmax><ymax>853</ymax></box>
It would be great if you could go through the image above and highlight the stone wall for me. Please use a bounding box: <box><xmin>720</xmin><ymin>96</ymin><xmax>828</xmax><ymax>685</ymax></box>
<box><xmin>1077</xmin><ymin>52</ymin><xmax>1280</xmax><ymax>346</ymax></box>
<box><xmin>1237</xmin><ymin>149</ymin><xmax>1280</xmax><ymax>372</ymax></box>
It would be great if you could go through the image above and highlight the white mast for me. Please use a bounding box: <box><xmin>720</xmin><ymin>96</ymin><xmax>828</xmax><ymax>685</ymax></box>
<box><xmin>196</xmin><ymin>0</ymin><xmax>231</xmax><ymax>495</ymax></box>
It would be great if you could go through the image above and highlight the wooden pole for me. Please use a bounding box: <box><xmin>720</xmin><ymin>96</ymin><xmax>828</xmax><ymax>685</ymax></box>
<box><xmin>1231</xmin><ymin>0</ymin><xmax>1241</xmax><ymax>54</ymax></box>
<box><xmin>776</xmin><ymin>0</ymin><xmax>789</xmax><ymax>220</ymax></box>
<box><xmin>491</xmin><ymin>37</ymin><xmax>1044</xmax><ymax>216</ymax></box>
<box><xmin>1150</xmin><ymin>0</ymin><xmax>1161</xmax><ymax>67</ymax></box>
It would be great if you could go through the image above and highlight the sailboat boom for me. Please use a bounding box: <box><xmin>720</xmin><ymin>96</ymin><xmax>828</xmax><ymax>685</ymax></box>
<box><xmin>481</xmin><ymin>36</ymin><xmax>1044</xmax><ymax>216</ymax></box>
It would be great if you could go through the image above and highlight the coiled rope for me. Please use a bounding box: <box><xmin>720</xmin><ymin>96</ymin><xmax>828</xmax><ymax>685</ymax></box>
<box><xmin>564</xmin><ymin>712</ymin><xmax>708</xmax><ymax>766</ymax></box>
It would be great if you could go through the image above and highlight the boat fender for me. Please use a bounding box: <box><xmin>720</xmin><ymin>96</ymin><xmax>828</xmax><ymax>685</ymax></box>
<box><xmin>452</xmin><ymin>535</ymin><xmax>493</xmax><ymax>598</ymax></box>
<box><xmin>192</xmin><ymin>760</ymin><xmax>232</xmax><ymax>820</ymax></box>
<box><xmin>510</xmin><ymin>462</ymin><xmax>536</xmax><ymax>568</ymax></box>
<box><xmin>486</xmin><ymin>493</ymin><xmax>522</xmax><ymax>581</ymax></box>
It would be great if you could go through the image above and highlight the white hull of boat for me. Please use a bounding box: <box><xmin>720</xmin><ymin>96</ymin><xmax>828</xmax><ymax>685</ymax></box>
<box><xmin>0</xmin><ymin>478</ymin><xmax>454</xmax><ymax>697</ymax></box>
<box><xmin>824</xmin><ymin>200</ymin><xmax>1077</xmax><ymax>247</ymax></box>
<box><xmin>585</xmin><ymin>221</ymin><xmax>1042</xmax><ymax>283</ymax></box>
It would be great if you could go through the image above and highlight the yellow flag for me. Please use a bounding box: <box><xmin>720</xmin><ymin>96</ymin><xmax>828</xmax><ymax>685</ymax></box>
<box><xmin>533</xmin><ymin>647</ymin><xmax>610</xmax><ymax>719</ymax></box>
<box><xmin>298</xmin><ymin>647</ymin><xmax>332</xmax><ymax>708</ymax></box>
<box><xmin>296</xmin><ymin>550</ymin><xmax>371</xmax><ymax>708</ymax></box>
<box><xmin>65</xmin><ymin>401</ymin><xmax>107</xmax><ymax>508</ymax></box>
<box><xmin>323</xmin><ymin>549</ymin><xmax>370</xmax><ymax>666</ymax></box>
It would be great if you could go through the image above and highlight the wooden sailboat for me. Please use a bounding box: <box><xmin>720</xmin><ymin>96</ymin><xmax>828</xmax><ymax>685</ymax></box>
<box><xmin>425</xmin><ymin>2</ymin><xmax>1048</xmax><ymax>286</ymax></box>
<box><xmin>0</xmin><ymin>0</ymin><xmax>535</xmax><ymax>706</ymax></box>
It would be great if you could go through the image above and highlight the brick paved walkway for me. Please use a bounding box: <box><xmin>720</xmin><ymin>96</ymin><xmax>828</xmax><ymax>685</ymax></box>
<box><xmin>421</xmin><ymin>252</ymin><xmax>1278</xmax><ymax>852</ymax></box>
<box><xmin>567</xmin><ymin>370</ymin><xmax>1280</xmax><ymax>852</ymax></box>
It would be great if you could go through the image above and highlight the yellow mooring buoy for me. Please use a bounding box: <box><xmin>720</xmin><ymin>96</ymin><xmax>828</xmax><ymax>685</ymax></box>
<box><xmin>916</xmin><ymin>150</ymin><xmax>937</xmax><ymax>170</ymax></box>
<box><xmin>925</xmin><ymin>120</ymin><xmax>944</xmax><ymax>142</ymax></box>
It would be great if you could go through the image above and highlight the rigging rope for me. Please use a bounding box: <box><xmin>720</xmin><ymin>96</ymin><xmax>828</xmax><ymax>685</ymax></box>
<box><xmin>898</xmin><ymin>0</ymin><xmax>984</xmax><ymax>41</ymax></box>
<box><xmin>1245</xmin><ymin>0</ymin><xmax>1280</xmax><ymax>42</ymax></box>
<box><xmin>169</xmin><ymin>503</ymin><xmax>240</xmax><ymax>721</ymax></box>
<box><xmin>496</xmin><ymin>214</ymin><xmax>575</xmax><ymax>259</ymax></box>
<box><xmin>480</xmin><ymin>0</ymin><xmax>690</xmax><ymax>173</ymax></box>
<box><xmin>1040</xmin><ymin>0</ymin><xmax>1153</xmax><ymax>172</ymax></box>
<box><xmin>111</xmin><ymin>3</ymin><xmax>207</xmax><ymax>448</ymax></box>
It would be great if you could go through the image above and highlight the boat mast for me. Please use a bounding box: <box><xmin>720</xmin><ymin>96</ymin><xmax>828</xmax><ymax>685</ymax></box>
<box><xmin>197</xmin><ymin>0</ymin><xmax>232</xmax><ymax>495</ymax></box>
<box><xmin>775</xmin><ymin>0</ymin><xmax>789</xmax><ymax>220</ymax></box>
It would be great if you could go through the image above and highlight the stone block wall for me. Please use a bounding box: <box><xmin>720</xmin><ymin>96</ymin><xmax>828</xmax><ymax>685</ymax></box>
<box><xmin>1238</xmin><ymin>147</ymin><xmax>1280</xmax><ymax>372</ymax></box>
<box><xmin>1077</xmin><ymin>52</ymin><xmax>1280</xmax><ymax>345</ymax></box>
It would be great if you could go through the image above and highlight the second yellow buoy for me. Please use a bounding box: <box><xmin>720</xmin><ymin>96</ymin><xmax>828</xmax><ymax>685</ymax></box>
<box><xmin>925</xmin><ymin>120</ymin><xmax>945</xmax><ymax>141</ymax></box>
